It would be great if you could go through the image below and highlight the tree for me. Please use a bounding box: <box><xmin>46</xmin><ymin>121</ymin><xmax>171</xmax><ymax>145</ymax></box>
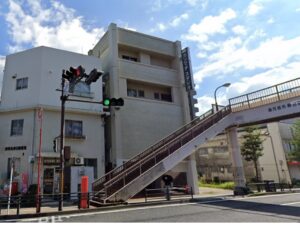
<box><xmin>241</xmin><ymin>126</ymin><xmax>264</xmax><ymax>182</ymax></box>
<box><xmin>289</xmin><ymin>120</ymin><xmax>300</xmax><ymax>161</ymax></box>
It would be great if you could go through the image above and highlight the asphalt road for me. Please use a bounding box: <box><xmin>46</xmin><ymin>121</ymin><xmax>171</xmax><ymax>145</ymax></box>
<box><xmin>16</xmin><ymin>192</ymin><xmax>300</xmax><ymax>222</ymax></box>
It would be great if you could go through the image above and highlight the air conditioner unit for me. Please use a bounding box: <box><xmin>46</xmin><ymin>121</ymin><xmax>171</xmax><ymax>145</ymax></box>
<box><xmin>75</xmin><ymin>157</ymin><xmax>84</xmax><ymax>165</ymax></box>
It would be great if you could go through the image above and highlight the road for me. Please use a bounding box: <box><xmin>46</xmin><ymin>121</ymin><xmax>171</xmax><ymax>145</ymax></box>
<box><xmin>16</xmin><ymin>192</ymin><xmax>300</xmax><ymax>222</ymax></box>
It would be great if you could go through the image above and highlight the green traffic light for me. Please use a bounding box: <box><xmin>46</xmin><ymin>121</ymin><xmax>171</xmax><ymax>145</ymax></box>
<box><xmin>103</xmin><ymin>98</ymin><xmax>110</xmax><ymax>106</ymax></box>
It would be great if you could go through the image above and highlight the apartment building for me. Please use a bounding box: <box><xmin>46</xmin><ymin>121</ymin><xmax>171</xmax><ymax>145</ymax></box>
<box><xmin>0</xmin><ymin>46</ymin><xmax>105</xmax><ymax>194</ymax></box>
<box><xmin>89</xmin><ymin>23</ymin><xmax>199</xmax><ymax>190</ymax></box>
<box><xmin>197</xmin><ymin>122</ymin><xmax>295</xmax><ymax>184</ymax></box>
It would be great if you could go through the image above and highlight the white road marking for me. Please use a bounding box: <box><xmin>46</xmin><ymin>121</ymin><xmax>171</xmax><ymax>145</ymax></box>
<box><xmin>6</xmin><ymin>192</ymin><xmax>300</xmax><ymax>222</ymax></box>
<box><xmin>281</xmin><ymin>201</ymin><xmax>300</xmax><ymax>206</ymax></box>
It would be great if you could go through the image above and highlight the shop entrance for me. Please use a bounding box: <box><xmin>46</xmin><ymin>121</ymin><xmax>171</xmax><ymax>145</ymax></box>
<box><xmin>43</xmin><ymin>167</ymin><xmax>60</xmax><ymax>195</ymax></box>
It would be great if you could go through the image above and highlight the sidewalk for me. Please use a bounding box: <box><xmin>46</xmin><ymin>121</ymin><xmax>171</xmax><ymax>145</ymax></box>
<box><xmin>0</xmin><ymin>187</ymin><xmax>233</xmax><ymax>220</ymax></box>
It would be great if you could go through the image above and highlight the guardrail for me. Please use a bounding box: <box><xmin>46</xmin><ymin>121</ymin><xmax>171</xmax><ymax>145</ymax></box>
<box><xmin>144</xmin><ymin>186</ymin><xmax>194</xmax><ymax>203</ymax></box>
<box><xmin>246</xmin><ymin>182</ymin><xmax>293</xmax><ymax>193</ymax></box>
<box><xmin>229</xmin><ymin>77</ymin><xmax>300</xmax><ymax>112</ymax></box>
<box><xmin>0</xmin><ymin>192</ymin><xmax>95</xmax><ymax>216</ymax></box>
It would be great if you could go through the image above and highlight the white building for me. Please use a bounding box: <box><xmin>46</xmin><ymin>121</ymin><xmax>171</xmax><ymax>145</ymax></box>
<box><xmin>89</xmin><ymin>23</ymin><xmax>199</xmax><ymax>190</ymax></box>
<box><xmin>0</xmin><ymin>46</ymin><xmax>105</xmax><ymax>194</ymax></box>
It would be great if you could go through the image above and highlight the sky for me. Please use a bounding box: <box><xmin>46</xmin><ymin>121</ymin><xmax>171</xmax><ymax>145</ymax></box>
<box><xmin>1</xmin><ymin>0</ymin><xmax>300</xmax><ymax>114</ymax></box>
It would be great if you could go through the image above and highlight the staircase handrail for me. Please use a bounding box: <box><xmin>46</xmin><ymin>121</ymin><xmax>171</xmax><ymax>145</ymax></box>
<box><xmin>101</xmin><ymin>106</ymin><xmax>231</xmax><ymax>195</ymax></box>
<box><xmin>92</xmin><ymin>108</ymin><xmax>214</xmax><ymax>189</ymax></box>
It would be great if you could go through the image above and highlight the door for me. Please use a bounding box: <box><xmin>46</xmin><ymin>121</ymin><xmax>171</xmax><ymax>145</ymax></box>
<box><xmin>43</xmin><ymin>168</ymin><xmax>54</xmax><ymax>194</ymax></box>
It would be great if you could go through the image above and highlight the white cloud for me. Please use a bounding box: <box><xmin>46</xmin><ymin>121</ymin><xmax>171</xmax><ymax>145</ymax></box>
<box><xmin>151</xmin><ymin>12</ymin><xmax>189</xmax><ymax>32</ymax></box>
<box><xmin>194</xmin><ymin>35</ymin><xmax>300</xmax><ymax>84</ymax></box>
<box><xmin>232</xmin><ymin>25</ymin><xmax>247</xmax><ymax>36</ymax></box>
<box><xmin>6</xmin><ymin>0</ymin><xmax>105</xmax><ymax>54</ymax></box>
<box><xmin>196</xmin><ymin>93</ymin><xmax>228</xmax><ymax>114</ymax></box>
<box><xmin>150</xmin><ymin>0</ymin><xmax>207</xmax><ymax>11</ymax></box>
<box><xmin>170</xmin><ymin>13</ymin><xmax>189</xmax><ymax>27</ymax></box>
<box><xmin>267</xmin><ymin>17</ymin><xmax>274</xmax><ymax>24</ymax></box>
<box><xmin>0</xmin><ymin>56</ymin><xmax>5</xmax><ymax>95</ymax></box>
<box><xmin>247</xmin><ymin>1</ymin><xmax>263</xmax><ymax>16</ymax></box>
<box><xmin>229</xmin><ymin>62</ymin><xmax>300</xmax><ymax>97</ymax></box>
<box><xmin>183</xmin><ymin>8</ymin><xmax>236</xmax><ymax>43</ymax></box>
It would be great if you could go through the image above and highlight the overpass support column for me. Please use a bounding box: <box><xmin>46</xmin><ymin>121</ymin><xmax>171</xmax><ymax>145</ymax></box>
<box><xmin>226</xmin><ymin>126</ymin><xmax>248</xmax><ymax>195</ymax></box>
<box><xmin>186</xmin><ymin>155</ymin><xmax>199</xmax><ymax>195</ymax></box>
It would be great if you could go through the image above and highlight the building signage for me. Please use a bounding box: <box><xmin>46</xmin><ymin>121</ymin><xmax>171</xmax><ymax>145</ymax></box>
<box><xmin>268</xmin><ymin>100</ymin><xmax>300</xmax><ymax>113</ymax></box>
<box><xmin>43</xmin><ymin>157</ymin><xmax>61</xmax><ymax>165</ymax></box>
<box><xmin>181</xmin><ymin>47</ymin><xmax>195</xmax><ymax>92</ymax></box>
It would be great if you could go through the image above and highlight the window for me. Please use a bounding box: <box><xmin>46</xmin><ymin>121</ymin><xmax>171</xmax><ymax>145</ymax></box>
<box><xmin>138</xmin><ymin>90</ymin><xmax>145</xmax><ymax>98</ymax></box>
<box><xmin>199</xmin><ymin>148</ymin><xmax>208</xmax><ymax>155</ymax></box>
<box><xmin>122</xmin><ymin>55</ymin><xmax>138</xmax><ymax>62</ymax></box>
<box><xmin>213</xmin><ymin>146</ymin><xmax>228</xmax><ymax>153</ymax></box>
<box><xmin>10</xmin><ymin>119</ymin><xmax>24</xmax><ymax>136</ymax></box>
<box><xmin>127</xmin><ymin>88</ymin><xmax>137</xmax><ymax>97</ymax></box>
<box><xmin>161</xmin><ymin>93</ymin><xmax>172</xmax><ymax>102</ymax></box>
<box><xmin>65</xmin><ymin>120</ymin><xmax>83</xmax><ymax>138</ymax></box>
<box><xmin>154</xmin><ymin>92</ymin><xmax>160</xmax><ymax>100</ymax></box>
<box><xmin>16</xmin><ymin>77</ymin><xmax>28</xmax><ymax>90</ymax></box>
<box><xmin>127</xmin><ymin>88</ymin><xmax>144</xmax><ymax>98</ymax></box>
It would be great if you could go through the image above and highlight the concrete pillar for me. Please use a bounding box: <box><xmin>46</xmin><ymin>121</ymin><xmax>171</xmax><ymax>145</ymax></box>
<box><xmin>186</xmin><ymin>154</ymin><xmax>199</xmax><ymax>194</ymax></box>
<box><xmin>226</xmin><ymin>126</ymin><xmax>247</xmax><ymax>194</ymax></box>
<box><xmin>107</xmin><ymin>23</ymin><xmax>123</xmax><ymax>166</ymax></box>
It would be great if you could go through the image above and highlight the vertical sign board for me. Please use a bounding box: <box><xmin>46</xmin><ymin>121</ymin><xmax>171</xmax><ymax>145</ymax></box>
<box><xmin>181</xmin><ymin>47</ymin><xmax>195</xmax><ymax>91</ymax></box>
<box><xmin>181</xmin><ymin>47</ymin><xmax>198</xmax><ymax>119</ymax></box>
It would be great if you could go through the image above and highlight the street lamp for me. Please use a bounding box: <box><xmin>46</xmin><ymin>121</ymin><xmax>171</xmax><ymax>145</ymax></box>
<box><xmin>214</xmin><ymin>83</ymin><xmax>231</xmax><ymax>112</ymax></box>
<box><xmin>263</xmin><ymin>131</ymin><xmax>281</xmax><ymax>183</ymax></box>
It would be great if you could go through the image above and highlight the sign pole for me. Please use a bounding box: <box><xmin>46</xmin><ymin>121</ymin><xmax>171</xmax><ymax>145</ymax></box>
<box><xmin>7</xmin><ymin>158</ymin><xmax>14</xmax><ymax>215</ymax></box>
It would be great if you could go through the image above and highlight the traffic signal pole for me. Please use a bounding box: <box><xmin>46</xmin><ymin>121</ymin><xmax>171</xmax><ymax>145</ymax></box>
<box><xmin>57</xmin><ymin>66</ymin><xmax>120</xmax><ymax>210</ymax></box>
<box><xmin>59</xmin><ymin>71</ymin><xmax>67</xmax><ymax>211</ymax></box>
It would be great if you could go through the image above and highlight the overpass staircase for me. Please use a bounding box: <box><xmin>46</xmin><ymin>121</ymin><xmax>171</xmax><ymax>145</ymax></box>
<box><xmin>92</xmin><ymin>77</ymin><xmax>300</xmax><ymax>205</ymax></box>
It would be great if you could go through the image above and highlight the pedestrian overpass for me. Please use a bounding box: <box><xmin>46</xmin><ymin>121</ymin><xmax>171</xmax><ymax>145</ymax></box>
<box><xmin>92</xmin><ymin>77</ymin><xmax>300</xmax><ymax>204</ymax></box>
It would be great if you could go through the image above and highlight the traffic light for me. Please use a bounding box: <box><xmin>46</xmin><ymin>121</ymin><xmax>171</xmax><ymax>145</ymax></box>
<box><xmin>102</xmin><ymin>97</ymin><xmax>124</xmax><ymax>107</ymax></box>
<box><xmin>85</xmin><ymin>69</ymin><xmax>103</xmax><ymax>85</ymax></box>
<box><xmin>62</xmin><ymin>65</ymin><xmax>85</xmax><ymax>82</ymax></box>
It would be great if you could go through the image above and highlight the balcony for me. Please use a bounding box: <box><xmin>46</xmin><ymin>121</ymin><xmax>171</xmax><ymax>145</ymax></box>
<box><xmin>119</xmin><ymin>59</ymin><xmax>178</xmax><ymax>86</ymax></box>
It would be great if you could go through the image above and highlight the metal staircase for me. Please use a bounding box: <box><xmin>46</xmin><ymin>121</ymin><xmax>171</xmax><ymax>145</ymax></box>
<box><xmin>92</xmin><ymin>106</ymin><xmax>231</xmax><ymax>204</ymax></box>
<box><xmin>92</xmin><ymin>76</ymin><xmax>300</xmax><ymax>205</ymax></box>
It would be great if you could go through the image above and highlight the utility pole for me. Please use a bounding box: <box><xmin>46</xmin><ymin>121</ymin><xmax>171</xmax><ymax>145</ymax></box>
<box><xmin>59</xmin><ymin>71</ymin><xmax>67</xmax><ymax>211</ymax></box>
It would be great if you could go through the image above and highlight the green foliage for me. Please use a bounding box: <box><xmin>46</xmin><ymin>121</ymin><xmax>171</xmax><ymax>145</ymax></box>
<box><xmin>289</xmin><ymin>120</ymin><xmax>300</xmax><ymax>161</ymax></box>
<box><xmin>241</xmin><ymin>126</ymin><xmax>264</xmax><ymax>162</ymax></box>
<box><xmin>198</xmin><ymin>181</ymin><xmax>235</xmax><ymax>190</ymax></box>
<box><xmin>241</xmin><ymin>126</ymin><xmax>264</xmax><ymax>181</ymax></box>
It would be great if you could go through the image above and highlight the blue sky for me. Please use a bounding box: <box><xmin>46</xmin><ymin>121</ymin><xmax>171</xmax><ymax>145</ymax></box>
<box><xmin>1</xmin><ymin>0</ymin><xmax>300</xmax><ymax>113</ymax></box>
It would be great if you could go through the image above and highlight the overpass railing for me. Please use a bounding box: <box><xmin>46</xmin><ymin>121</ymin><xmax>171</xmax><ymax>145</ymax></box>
<box><xmin>229</xmin><ymin>77</ymin><xmax>300</xmax><ymax>112</ymax></box>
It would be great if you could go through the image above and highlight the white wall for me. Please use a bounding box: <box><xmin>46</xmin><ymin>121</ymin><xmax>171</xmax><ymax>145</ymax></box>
<box><xmin>0</xmin><ymin>46</ymin><xmax>106</xmax><ymax>187</ymax></box>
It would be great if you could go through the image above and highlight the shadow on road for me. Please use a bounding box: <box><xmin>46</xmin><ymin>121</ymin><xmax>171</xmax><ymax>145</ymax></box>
<box><xmin>196</xmin><ymin>198</ymin><xmax>300</xmax><ymax>219</ymax></box>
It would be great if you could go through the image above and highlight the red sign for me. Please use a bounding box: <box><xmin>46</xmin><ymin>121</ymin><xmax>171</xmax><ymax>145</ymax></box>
<box><xmin>21</xmin><ymin>173</ymin><xmax>28</xmax><ymax>193</ymax></box>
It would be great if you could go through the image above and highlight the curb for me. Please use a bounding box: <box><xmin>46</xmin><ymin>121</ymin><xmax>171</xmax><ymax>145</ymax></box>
<box><xmin>0</xmin><ymin>197</ymin><xmax>199</xmax><ymax>221</ymax></box>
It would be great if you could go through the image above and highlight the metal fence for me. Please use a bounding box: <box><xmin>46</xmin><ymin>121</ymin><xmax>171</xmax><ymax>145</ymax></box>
<box><xmin>0</xmin><ymin>192</ymin><xmax>95</xmax><ymax>216</ymax></box>
<box><xmin>229</xmin><ymin>77</ymin><xmax>300</xmax><ymax>112</ymax></box>
<box><xmin>144</xmin><ymin>186</ymin><xmax>194</xmax><ymax>203</ymax></box>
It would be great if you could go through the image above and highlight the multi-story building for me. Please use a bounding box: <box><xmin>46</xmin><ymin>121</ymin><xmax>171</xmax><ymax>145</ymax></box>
<box><xmin>197</xmin><ymin>122</ymin><xmax>295</xmax><ymax>184</ymax></box>
<box><xmin>0</xmin><ymin>46</ymin><xmax>105</xmax><ymax>194</ymax></box>
<box><xmin>89</xmin><ymin>23</ymin><xmax>199</xmax><ymax>190</ymax></box>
